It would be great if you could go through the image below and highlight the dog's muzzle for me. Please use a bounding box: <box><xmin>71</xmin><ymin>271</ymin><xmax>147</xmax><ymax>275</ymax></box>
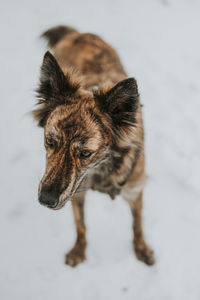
<box><xmin>38</xmin><ymin>181</ymin><xmax>71</xmax><ymax>210</ymax></box>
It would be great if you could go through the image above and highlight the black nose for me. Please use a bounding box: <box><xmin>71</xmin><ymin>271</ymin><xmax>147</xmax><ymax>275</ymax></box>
<box><xmin>39</xmin><ymin>186</ymin><xmax>59</xmax><ymax>208</ymax></box>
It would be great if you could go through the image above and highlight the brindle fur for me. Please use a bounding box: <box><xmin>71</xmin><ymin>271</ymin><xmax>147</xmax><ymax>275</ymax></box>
<box><xmin>33</xmin><ymin>25</ymin><xmax>155</xmax><ymax>267</ymax></box>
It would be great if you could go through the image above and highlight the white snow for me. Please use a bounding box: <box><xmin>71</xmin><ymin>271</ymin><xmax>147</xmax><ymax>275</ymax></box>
<box><xmin>1</xmin><ymin>0</ymin><xmax>200</xmax><ymax>299</ymax></box>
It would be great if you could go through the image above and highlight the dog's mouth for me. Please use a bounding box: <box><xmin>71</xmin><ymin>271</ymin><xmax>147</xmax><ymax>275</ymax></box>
<box><xmin>52</xmin><ymin>199</ymin><xmax>68</xmax><ymax>210</ymax></box>
<box><xmin>42</xmin><ymin>185</ymin><xmax>79</xmax><ymax>211</ymax></box>
<box><xmin>51</xmin><ymin>193</ymin><xmax>71</xmax><ymax>210</ymax></box>
<box><xmin>38</xmin><ymin>197</ymin><xmax>69</xmax><ymax>210</ymax></box>
<box><xmin>42</xmin><ymin>191</ymin><xmax>71</xmax><ymax>210</ymax></box>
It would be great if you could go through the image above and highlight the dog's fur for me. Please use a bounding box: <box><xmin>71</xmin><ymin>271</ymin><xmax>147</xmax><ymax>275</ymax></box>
<box><xmin>33</xmin><ymin>25</ymin><xmax>155</xmax><ymax>267</ymax></box>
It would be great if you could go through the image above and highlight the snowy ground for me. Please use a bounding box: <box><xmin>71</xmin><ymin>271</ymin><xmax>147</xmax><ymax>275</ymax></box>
<box><xmin>1</xmin><ymin>0</ymin><xmax>200</xmax><ymax>299</ymax></box>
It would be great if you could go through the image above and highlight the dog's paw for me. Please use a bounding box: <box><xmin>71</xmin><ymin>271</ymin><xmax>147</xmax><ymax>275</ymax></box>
<box><xmin>65</xmin><ymin>245</ymin><xmax>86</xmax><ymax>267</ymax></box>
<box><xmin>134</xmin><ymin>243</ymin><xmax>155</xmax><ymax>266</ymax></box>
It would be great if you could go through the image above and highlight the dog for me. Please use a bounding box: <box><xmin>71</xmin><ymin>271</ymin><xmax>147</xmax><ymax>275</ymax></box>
<box><xmin>33</xmin><ymin>25</ymin><xmax>155</xmax><ymax>267</ymax></box>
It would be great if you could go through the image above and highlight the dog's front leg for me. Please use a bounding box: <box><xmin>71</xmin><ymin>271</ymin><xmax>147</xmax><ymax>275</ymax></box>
<box><xmin>65</xmin><ymin>193</ymin><xmax>86</xmax><ymax>267</ymax></box>
<box><xmin>127</xmin><ymin>191</ymin><xmax>155</xmax><ymax>266</ymax></box>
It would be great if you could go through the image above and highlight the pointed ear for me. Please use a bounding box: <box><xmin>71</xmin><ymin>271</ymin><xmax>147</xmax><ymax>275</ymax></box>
<box><xmin>33</xmin><ymin>51</ymin><xmax>80</xmax><ymax>127</ymax></box>
<box><xmin>38</xmin><ymin>51</ymin><xmax>79</xmax><ymax>100</ymax></box>
<box><xmin>94</xmin><ymin>78</ymin><xmax>139</xmax><ymax>128</ymax></box>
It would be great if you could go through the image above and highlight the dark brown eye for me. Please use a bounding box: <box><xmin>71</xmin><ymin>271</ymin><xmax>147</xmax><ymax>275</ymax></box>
<box><xmin>46</xmin><ymin>138</ymin><xmax>55</xmax><ymax>149</ymax></box>
<box><xmin>79</xmin><ymin>150</ymin><xmax>93</xmax><ymax>159</ymax></box>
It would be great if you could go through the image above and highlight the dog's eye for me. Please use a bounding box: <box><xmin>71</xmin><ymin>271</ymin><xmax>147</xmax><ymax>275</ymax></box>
<box><xmin>79</xmin><ymin>150</ymin><xmax>92</xmax><ymax>159</ymax></box>
<box><xmin>46</xmin><ymin>138</ymin><xmax>55</xmax><ymax>149</ymax></box>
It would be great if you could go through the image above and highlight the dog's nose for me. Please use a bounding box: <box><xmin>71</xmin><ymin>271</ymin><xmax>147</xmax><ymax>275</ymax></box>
<box><xmin>39</xmin><ymin>187</ymin><xmax>59</xmax><ymax>208</ymax></box>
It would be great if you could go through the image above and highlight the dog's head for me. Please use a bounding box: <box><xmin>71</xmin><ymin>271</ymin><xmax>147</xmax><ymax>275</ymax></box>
<box><xmin>33</xmin><ymin>51</ymin><xmax>139</xmax><ymax>209</ymax></box>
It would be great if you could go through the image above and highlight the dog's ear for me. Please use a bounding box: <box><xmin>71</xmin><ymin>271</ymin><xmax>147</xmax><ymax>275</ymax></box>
<box><xmin>94</xmin><ymin>78</ymin><xmax>139</xmax><ymax>128</ymax></box>
<box><xmin>38</xmin><ymin>51</ymin><xmax>79</xmax><ymax>100</ymax></box>
<box><xmin>33</xmin><ymin>51</ymin><xmax>80</xmax><ymax>127</ymax></box>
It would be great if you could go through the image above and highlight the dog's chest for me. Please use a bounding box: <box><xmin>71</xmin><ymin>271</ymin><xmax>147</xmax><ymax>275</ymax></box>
<box><xmin>89</xmin><ymin>160</ymin><xmax>121</xmax><ymax>199</ymax></box>
<box><xmin>89</xmin><ymin>148</ymin><xmax>133</xmax><ymax>199</ymax></box>
<box><xmin>90</xmin><ymin>172</ymin><xmax>120</xmax><ymax>199</ymax></box>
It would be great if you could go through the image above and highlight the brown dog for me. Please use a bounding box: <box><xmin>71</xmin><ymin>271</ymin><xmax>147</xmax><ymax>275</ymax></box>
<box><xmin>33</xmin><ymin>25</ymin><xmax>155</xmax><ymax>267</ymax></box>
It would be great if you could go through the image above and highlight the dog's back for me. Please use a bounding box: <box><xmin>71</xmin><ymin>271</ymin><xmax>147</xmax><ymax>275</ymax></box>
<box><xmin>42</xmin><ymin>25</ymin><xmax>127</xmax><ymax>89</ymax></box>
